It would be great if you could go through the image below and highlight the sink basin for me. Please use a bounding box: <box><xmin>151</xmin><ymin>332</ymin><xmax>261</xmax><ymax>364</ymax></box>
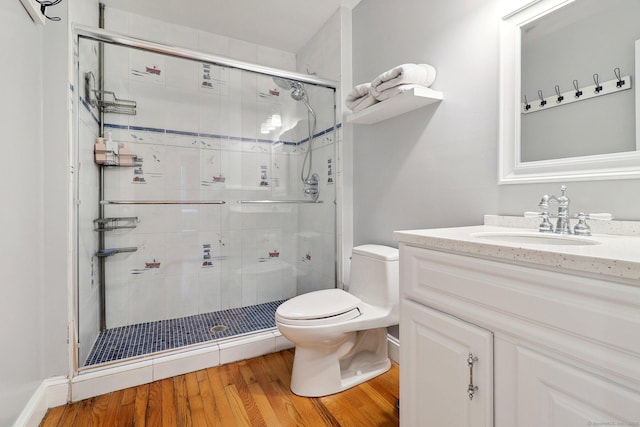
<box><xmin>471</xmin><ymin>231</ymin><xmax>601</xmax><ymax>246</ymax></box>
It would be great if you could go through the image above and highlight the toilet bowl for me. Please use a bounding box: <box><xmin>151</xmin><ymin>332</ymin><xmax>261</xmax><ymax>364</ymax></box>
<box><xmin>275</xmin><ymin>244</ymin><xmax>399</xmax><ymax>397</ymax></box>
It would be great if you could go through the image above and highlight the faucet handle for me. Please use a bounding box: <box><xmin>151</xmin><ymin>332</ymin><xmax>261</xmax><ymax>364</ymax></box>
<box><xmin>525</xmin><ymin>211</ymin><xmax>554</xmax><ymax>232</ymax></box>
<box><xmin>583</xmin><ymin>213</ymin><xmax>613</xmax><ymax>221</ymax></box>
<box><xmin>573</xmin><ymin>212</ymin><xmax>613</xmax><ymax>236</ymax></box>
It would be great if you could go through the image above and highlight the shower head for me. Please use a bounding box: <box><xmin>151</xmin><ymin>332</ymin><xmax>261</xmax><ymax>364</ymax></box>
<box><xmin>272</xmin><ymin>77</ymin><xmax>307</xmax><ymax>101</ymax></box>
<box><xmin>273</xmin><ymin>77</ymin><xmax>293</xmax><ymax>90</ymax></box>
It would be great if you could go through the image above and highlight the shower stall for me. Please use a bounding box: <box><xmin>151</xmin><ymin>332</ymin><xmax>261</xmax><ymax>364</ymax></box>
<box><xmin>74</xmin><ymin>27</ymin><xmax>337</xmax><ymax>368</ymax></box>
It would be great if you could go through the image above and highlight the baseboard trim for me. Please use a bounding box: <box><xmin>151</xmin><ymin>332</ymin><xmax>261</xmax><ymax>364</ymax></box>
<box><xmin>387</xmin><ymin>333</ymin><xmax>400</xmax><ymax>364</ymax></box>
<box><xmin>12</xmin><ymin>376</ymin><xmax>69</xmax><ymax>427</ymax></box>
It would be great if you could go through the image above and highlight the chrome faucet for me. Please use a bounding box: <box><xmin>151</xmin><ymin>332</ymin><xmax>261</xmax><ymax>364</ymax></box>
<box><xmin>538</xmin><ymin>185</ymin><xmax>572</xmax><ymax>234</ymax></box>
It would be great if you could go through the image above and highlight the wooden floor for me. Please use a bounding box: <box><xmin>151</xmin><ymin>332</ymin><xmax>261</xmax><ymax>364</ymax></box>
<box><xmin>40</xmin><ymin>349</ymin><xmax>399</xmax><ymax>426</ymax></box>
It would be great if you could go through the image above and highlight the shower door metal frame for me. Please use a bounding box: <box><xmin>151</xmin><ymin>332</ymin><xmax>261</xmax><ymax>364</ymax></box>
<box><xmin>74</xmin><ymin>25</ymin><xmax>337</xmax><ymax>89</ymax></box>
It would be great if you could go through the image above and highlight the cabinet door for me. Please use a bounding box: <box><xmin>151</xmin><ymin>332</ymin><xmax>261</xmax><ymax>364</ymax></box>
<box><xmin>400</xmin><ymin>300</ymin><xmax>493</xmax><ymax>427</ymax></box>
<box><xmin>516</xmin><ymin>346</ymin><xmax>640</xmax><ymax>427</ymax></box>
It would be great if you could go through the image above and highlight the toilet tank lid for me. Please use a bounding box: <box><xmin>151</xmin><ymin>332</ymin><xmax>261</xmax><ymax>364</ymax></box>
<box><xmin>352</xmin><ymin>244</ymin><xmax>399</xmax><ymax>261</ymax></box>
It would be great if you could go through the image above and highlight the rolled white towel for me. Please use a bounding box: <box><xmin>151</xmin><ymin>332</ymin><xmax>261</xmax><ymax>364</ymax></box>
<box><xmin>374</xmin><ymin>84</ymin><xmax>426</xmax><ymax>101</ymax></box>
<box><xmin>370</xmin><ymin>64</ymin><xmax>437</xmax><ymax>99</ymax></box>
<box><xmin>345</xmin><ymin>82</ymin><xmax>379</xmax><ymax>112</ymax></box>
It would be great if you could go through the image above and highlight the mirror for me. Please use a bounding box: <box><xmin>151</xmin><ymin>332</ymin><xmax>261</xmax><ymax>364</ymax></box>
<box><xmin>499</xmin><ymin>0</ymin><xmax>640</xmax><ymax>184</ymax></box>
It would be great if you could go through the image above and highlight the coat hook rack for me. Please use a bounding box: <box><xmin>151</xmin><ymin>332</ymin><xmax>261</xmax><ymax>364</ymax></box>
<box><xmin>522</xmin><ymin>67</ymin><xmax>632</xmax><ymax>114</ymax></box>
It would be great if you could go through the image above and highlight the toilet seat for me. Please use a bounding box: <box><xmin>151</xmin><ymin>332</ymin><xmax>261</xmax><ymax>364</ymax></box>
<box><xmin>276</xmin><ymin>289</ymin><xmax>362</xmax><ymax>326</ymax></box>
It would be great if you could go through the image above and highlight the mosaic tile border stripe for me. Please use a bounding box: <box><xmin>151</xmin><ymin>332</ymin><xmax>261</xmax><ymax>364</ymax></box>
<box><xmin>103</xmin><ymin>122</ymin><xmax>342</xmax><ymax>146</ymax></box>
<box><xmin>84</xmin><ymin>300</ymin><xmax>285</xmax><ymax>366</ymax></box>
<box><xmin>77</xmin><ymin>92</ymin><xmax>341</xmax><ymax>147</ymax></box>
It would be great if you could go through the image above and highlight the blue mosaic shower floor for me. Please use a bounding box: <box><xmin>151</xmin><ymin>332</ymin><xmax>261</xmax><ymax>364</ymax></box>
<box><xmin>84</xmin><ymin>300</ymin><xmax>285</xmax><ymax>366</ymax></box>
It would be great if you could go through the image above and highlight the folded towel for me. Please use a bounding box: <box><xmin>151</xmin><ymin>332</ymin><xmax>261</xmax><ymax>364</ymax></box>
<box><xmin>345</xmin><ymin>82</ymin><xmax>379</xmax><ymax>112</ymax></box>
<box><xmin>374</xmin><ymin>84</ymin><xmax>426</xmax><ymax>101</ymax></box>
<box><xmin>346</xmin><ymin>82</ymin><xmax>372</xmax><ymax>102</ymax></box>
<box><xmin>370</xmin><ymin>64</ymin><xmax>437</xmax><ymax>99</ymax></box>
<box><xmin>349</xmin><ymin>94</ymin><xmax>379</xmax><ymax>112</ymax></box>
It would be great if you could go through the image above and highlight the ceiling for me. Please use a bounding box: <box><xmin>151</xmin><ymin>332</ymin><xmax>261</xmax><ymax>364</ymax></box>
<box><xmin>99</xmin><ymin>0</ymin><xmax>361</xmax><ymax>53</ymax></box>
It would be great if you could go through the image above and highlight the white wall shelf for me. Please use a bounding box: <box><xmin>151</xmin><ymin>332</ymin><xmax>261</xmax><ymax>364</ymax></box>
<box><xmin>346</xmin><ymin>86</ymin><xmax>443</xmax><ymax>125</ymax></box>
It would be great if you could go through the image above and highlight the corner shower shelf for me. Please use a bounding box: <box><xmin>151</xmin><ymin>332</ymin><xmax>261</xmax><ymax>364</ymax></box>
<box><xmin>96</xmin><ymin>151</ymin><xmax>139</xmax><ymax>167</ymax></box>
<box><xmin>96</xmin><ymin>247</ymin><xmax>138</xmax><ymax>258</ymax></box>
<box><xmin>94</xmin><ymin>217</ymin><xmax>139</xmax><ymax>232</ymax></box>
<box><xmin>346</xmin><ymin>86</ymin><xmax>443</xmax><ymax>124</ymax></box>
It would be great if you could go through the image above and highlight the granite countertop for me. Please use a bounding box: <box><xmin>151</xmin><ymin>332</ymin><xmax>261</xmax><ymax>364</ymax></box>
<box><xmin>393</xmin><ymin>215</ymin><xmax>640</xmax><ymax>285</ymax></box>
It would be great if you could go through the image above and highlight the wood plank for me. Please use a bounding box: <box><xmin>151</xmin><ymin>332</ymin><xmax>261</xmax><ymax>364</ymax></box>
<box><xmin>111</xmin><ymin>388</ymin><xmax>136</xmax><ymax>427</ymax></box>
<box><xmin>204</xmin><ymin>364</ymin><xmax>238</xmax><ymax>425</ymax></box>
<box><xmin>238</xmin><ymin>360</ymin><xmax>282</xmax><ymax>427</ymax></box>
<box><xmin>224</xmin><ymin>362</ymin><xmax>265</xmax><ymax>427</ymax></box>
<box><xmin>53</xmin><ymin>403</ymin><xmax>79</xmax><ymax>427</ymax></box>
<box><xmin>132</xmin><ymin>383</ymin><xmax>149</xmax><ymax>427</ymax></box>
<box><xmin>245</xmin><ymin>356</ymin><xmax>306</xmax><ymax>426</ymax></box>
<box><xmin>144</xmin><ymin>380</ymin><xmax>163</xmax><ymax>426</ymax></box>
<box><xmin>71</xmin><ymin>397</ymin><xmax>97</xmax><ymax>427</ymax></box>
<box><xmin>88</xmin><ymin>392</ymin><xmax>111</xmax><ymax>427</ymax></box>
<box><xmin>172</xmin><ymin>375</ymin><xmax>192</xmax><ymax>427</ymax></box>
<box><xmin>184</xmin><ymin>372</ymin><xmax>208</xmax><ymax>427</ymax></box>
<box><xmin>195</xmin><ymin>369</ymin><xmax>223</xmax><ymax>426</ymax></box>
<box><xmin>160</xmin><ymin>378</ymin><xmax>177</xmax><ymax>426</ymax></box>
<box><xmin>39</xmin><ymin>405</ymin><xmax>66</xmax><ymax>427</ymax></box>
<box><xmin>218</xmin><ymin>364</ymin><xmax>253</xmax><ymax>426</ymax></box>
<box><xmin>102</xmin><ymin>391</ymin><xmax>124</xmax><ymax>427</ymax></box>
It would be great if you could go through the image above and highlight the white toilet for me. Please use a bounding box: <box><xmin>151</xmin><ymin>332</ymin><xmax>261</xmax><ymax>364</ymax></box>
<box><xmin>275</xmin><ymin>244</ymin><xmax>399</xmax><ymax>397</ymax></box>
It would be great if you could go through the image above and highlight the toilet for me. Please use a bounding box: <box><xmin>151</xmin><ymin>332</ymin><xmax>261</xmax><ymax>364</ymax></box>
<box><xmin>275</xmin><ymin>244</ymin><xmax>399</xmax><ymax>397</ymax></box>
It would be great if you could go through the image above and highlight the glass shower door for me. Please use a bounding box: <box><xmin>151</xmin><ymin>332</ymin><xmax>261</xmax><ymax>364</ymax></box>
<box><xmin>75</xmin><ymin>35</ymin><xmax>336</xmax><ymax>367</ymax></box>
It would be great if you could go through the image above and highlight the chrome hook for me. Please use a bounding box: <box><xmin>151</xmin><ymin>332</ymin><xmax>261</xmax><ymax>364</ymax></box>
<box><xmin>524</xmin><ymin>95</ymin><xmax>531</xmax><ymax>111</ymax></box>
<box><xmin>573</xmin><ymin>79</ymin><xmax>582</xmax><ymax>98</ymax></box>
<box><xmin>554</xmin><ymin>85</ymin><xmax>564</xmax><ymax>103</ymax></box>
<box><xmin>538</xmin><ymin>89</ymin><xmax>547</xmax><ymax>107</ymax></box>
<box><xmin>614</xmin><ymin>67</ymin><xmax>625</xmax><ymax>88</ymax></box>
<box><xmin>593</xmin><ymin>73</ymin><xmax>602</xmax><ymax>93</ymax></box>
<box><xmin>36</xmin><ymin>0</ymin><xmax>62</xmax><ymax>21</ymax></box>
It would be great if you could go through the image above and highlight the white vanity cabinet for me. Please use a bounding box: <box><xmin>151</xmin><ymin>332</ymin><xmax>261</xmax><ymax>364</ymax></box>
<box><xmin>398</xmin><ymin>243</ymin><xmax>640</xmax><ymax>427</ymax></box>
<box><xmin>400</xmin><ymin>299</ymin><xmax>493</xmax><ymax>426</ymax></box>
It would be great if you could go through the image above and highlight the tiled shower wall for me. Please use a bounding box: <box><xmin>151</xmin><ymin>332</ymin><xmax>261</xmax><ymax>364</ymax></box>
<box><xmin>77</xmin><ymin>8</ymin><xmax>337</xmax><ymax>343</ymax></box>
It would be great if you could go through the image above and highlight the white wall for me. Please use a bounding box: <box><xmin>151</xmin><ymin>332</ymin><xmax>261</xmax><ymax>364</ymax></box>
<box><xmin>352</xmin><ymin>0</ymin><xmax>640</xmax><ymax>254</ymax></box>
<box><xmin>0</xmin><ymin>1</ymin><xmax>100</xmax><ymax>423</ymax></box>
<box><xmin>352</xmin><ymin>0</ymin><xmax>501</xmax><ymax>248</ymax></box>
<box><xmin>0</xmin><ymin>3</ymin><xmax>45</xmax><ymax>425</ymax></box>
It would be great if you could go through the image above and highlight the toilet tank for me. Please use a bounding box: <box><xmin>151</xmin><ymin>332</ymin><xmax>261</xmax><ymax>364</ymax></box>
<box><xmin>348</xmin><ymin>244</ymin><xmax>399</xmax><ymax>310</ymax></box>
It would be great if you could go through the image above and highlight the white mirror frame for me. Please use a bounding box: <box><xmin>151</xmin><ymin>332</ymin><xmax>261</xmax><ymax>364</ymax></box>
<box><xmin>499</xmin><ymin>0</ymin><xmax>640</xmax><ymax>184</ymax></box>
